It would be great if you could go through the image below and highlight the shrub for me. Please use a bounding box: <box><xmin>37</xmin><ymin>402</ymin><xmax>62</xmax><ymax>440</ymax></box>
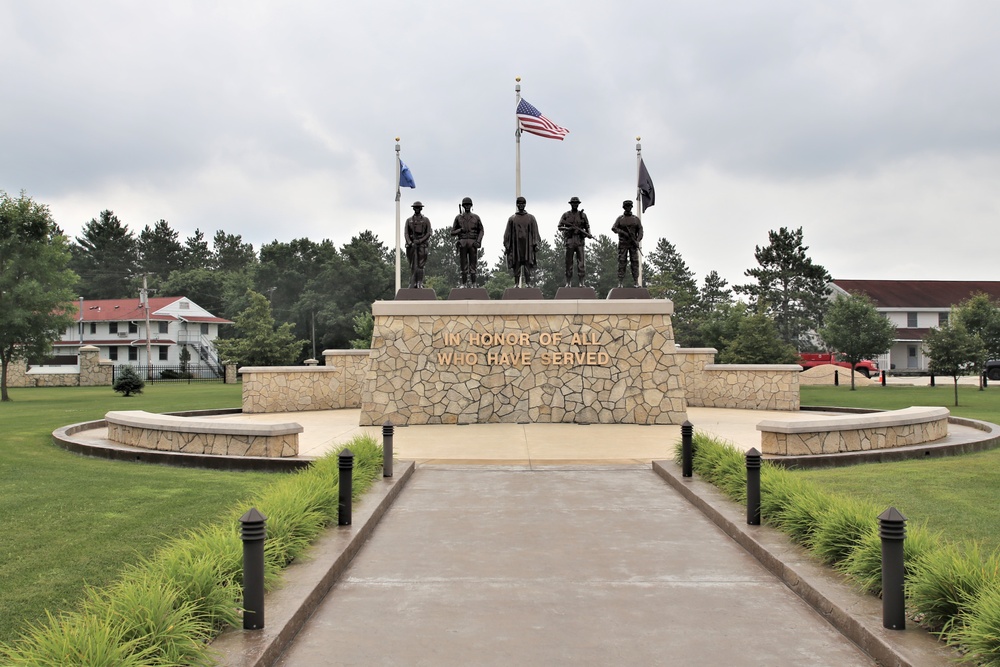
<box><xmin>113</xmin><ymin>365</ymin><xmax>145</xmax><ymax>397</ymax></box>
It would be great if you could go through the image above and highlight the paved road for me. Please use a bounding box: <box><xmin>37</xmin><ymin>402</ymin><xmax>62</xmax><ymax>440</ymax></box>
<box><xmin>275</xmin><ymin>467</ymin><xmax>872</xmax><ymax>666</ymax></box>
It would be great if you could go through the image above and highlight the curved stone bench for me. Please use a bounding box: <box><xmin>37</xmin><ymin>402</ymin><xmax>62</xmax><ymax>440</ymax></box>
<box><xmin>757</xmin><ymin>406</ymin><xmax>949</xmax><ymax>456</ymax></box>
<box><xmin>105</xmin><ymin>410</ymin><xmax>302</xmax><ymax>458</ymax></box>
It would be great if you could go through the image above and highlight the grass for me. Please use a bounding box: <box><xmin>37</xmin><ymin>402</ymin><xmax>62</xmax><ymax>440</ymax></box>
<box><xmin>0</xmin><ymin>384</ymin><xmax>278</xmax><ymax>646</ymax></box>
<box><xmin>798</xmin><ymin>383</ymin><xmax>1000</xmax><ymax>552</ymax></box>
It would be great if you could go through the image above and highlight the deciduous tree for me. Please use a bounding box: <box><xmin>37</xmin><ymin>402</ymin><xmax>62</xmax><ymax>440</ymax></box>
<box><xmin>0</xmin><ymin>192</ymin><xmax>79</xmax><ymax>401</ymax></box>
<box><xmin>819</xmin><ymin>293</ymin><xmax>896</xmax><ymax>389</ymax></box>
<box><xmin>719</xmin><ymin>310</ymin><xmax>798</xmax><ymax>364</ymax></box>
<box><xmin>924</xmin><ymin>321</ymin><xmax>984</xmax><ymax>406</ymax></box>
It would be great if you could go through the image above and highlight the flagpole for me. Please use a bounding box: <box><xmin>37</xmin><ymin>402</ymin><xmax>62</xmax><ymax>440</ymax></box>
<box><xmin>394</xmin><ymin>137</ymin><xmax>402</xmax><ymax>293</ymax></box>
<box><xmin>515</xmin><ymin>76</ymin><xmax>522</xmax><ymax>199</ymax></box>
<box><xmin>636</xmin><ymin>136</ymin><xmax>644</xmax><ymax>287</ymax></box>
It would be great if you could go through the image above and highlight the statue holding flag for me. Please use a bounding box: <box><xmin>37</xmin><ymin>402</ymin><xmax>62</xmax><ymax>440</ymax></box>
<box><xmin>451</xmin><ymin>197</ymin><xmax>484</xmax><ymax>288</ymax></box>
<box><xmin>611</xmin><ymin>200</ymin><xmax>643</xmax><ymax>288</ymax></box>
<box><xmin>504</xmin><ymin>196</ymin><xmax>541</xmax><ymax>287</ymax></box>
<box><xmin>404</xmin><ymin>202</ymin><xmax>432</xmax><ymax>289</ymax></box>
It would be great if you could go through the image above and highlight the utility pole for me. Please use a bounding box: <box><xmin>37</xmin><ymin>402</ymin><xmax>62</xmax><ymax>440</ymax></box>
<box><xmin>141</xmin><ymin>275</ymin><xmax>153</xmax><ymax>379</ymax></box>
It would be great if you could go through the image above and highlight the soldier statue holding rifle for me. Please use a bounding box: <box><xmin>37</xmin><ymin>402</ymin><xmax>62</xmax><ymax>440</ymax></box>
<box><xmin>451</xmin><ymin>197</ymin><xmax>484</xmax><ymax>288</ymax></box>
<box><xmin>404</xmin><ymin>201</ymin><xmax>432</xmax><ymax>289</ymax></box>
<box><xmin>557</xmin><ymin>196</ymin><xmax>592</xmax><ymax>287</ymax></box>
<box><xmin>611</xmin><ymin>200</ymin><xmax>643</xmax><ymax>288</ymax></box>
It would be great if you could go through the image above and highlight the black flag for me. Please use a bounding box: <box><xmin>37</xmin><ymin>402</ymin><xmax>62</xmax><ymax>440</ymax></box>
<box><xmin>638</xmin><ymin>158</ymin><xmax>655</xmax><ymax>212</ymax></box>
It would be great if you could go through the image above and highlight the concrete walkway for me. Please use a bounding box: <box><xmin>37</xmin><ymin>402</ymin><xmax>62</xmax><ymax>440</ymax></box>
<box><xmin>273</xmin><ymin>466</ymin><xmax>874</xmax><ymax>666</ymax></box>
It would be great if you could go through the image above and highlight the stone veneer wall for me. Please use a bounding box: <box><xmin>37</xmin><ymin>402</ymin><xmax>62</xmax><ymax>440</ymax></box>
<box><xmin>322</xmin><ymin>350</ymin><xmax>370</xmax><ymax>406</ymax></box>
<box><xmin>759</xmin><ymin>410</ymin><xmax>949</xmax><ymax>456</ymax></box>
<box><xmin>241</xmin><ymin>365</ymin><xmax>360</xmax><ymax>413</ymax></box>
<box><xmin>686</xmin><ymin>363</ymin><xmax>801</xmax><ymax>410</ymax></box>
<box><xmin>6</xmin><ymin>345</ymin><xmax>113</xmax><ymax>387</ymax></box>
<box><xmin>359</xmin><ymin>300</ymin><xmax>687</xmax><ymax>426</ymax></box>
<box><xmin>106</xmin><ymin>411</ymin><xmax>299</xmax><ymax>457</ymax></box>
<box><xmin>675</xmin><ymin>350</ymin><xmax>800</xmax><ymax>411</ymax></box>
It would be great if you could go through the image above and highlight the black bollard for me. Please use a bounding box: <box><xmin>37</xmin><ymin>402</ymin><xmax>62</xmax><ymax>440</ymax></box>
<box><xmin>338</xmin><ymin>449</ymin><xmax>355</xmax><ymax>526</ymax></box>
<box><xmin>240</xmin><ymin>508</ymin><xmax>267</xmax><ymax>630</ymax></box>
<box><xmin>681</xmin><ymin>421</ymin><xmax>693</xmax><ymax>478</ymax></box>
<box><xmin>880</xmin><ymin>370</ymin><xmax>887</xmax><ymax>386</ymax></box>
<box><xmin>382</xmin><ymin>421</ymin><xmax>394</xmax><ymax>478</ymax></box>
<box><xmin>746</xmin><ymin>448</ymin><xmax>761</xmax><ymax>526</ymax></box>
<box><xmin>834</xmin><ymin>369</ymin><xmax>839</xmax><ymax>386</ymax></box>
<box><xmin>984</xmin><ymin>372</ymin><xmax>989</xmax><ymax>389</ymax></box>
<box><xmin>930</xmin><ymin>373</ymin><xmax>935</xmax><ymax>387</ymax></box>
<box><xmin>879</xmin><ymin>507</ymin><xmax>907</xmax><ymax>630</ymax></box>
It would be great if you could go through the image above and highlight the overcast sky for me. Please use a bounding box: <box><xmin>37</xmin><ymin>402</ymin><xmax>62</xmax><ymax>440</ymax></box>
<box><xmin>3</xmin><ymin>1</ymin><xmax>999</xmax><ymax>288</ymax></box>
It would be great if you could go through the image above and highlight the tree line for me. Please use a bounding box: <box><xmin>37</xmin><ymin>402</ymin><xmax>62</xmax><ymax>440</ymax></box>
<box><xmin>6</xmin><ymin>190</ymin><xmax>1000</xmax><ymax>399</ymax></box>
<box><xmin>64</xmin><ymin>203</ymin><xmax>842</xmax><ymax>360</ymax></box>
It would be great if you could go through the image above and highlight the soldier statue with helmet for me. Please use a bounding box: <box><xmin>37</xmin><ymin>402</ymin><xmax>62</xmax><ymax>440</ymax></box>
<box><xmin>557</xmin><ymin>196</ymin><xmax>593</xmax><ymax>287</ymax></box>
<box><xmin>451</xmin><ymin>196</ymin><xmax>485</xmax><ymax>288</ymax></box>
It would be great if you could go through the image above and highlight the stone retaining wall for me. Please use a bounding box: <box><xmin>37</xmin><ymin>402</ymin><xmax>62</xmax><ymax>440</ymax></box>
<box><xmin>360</xmin><ymin>300</ymin><xmax>687</xmax><ymax>426</ymax></box>
<box><xmin>105</xmin><ymin>410</ymin><xmax>301</xmax><ymax>457</ymax></box>
<box><xmin>758</xmin><ymin>407</ymin><xmax>949</xmax><ymax>456</ymax></box>
<box><xmin>685</xmin><ymin>362</ymin><xmax>801</xmax><ymax>410</ymax></box>
<box><xmin>6</xmin><ymin>346</ymin><xmax>113</xmax><ymax>387</ymax></box>
<box><xmin>241</xmin><ymin>364</ymin><xmax>361</xmax><ymax>413</ymax></box>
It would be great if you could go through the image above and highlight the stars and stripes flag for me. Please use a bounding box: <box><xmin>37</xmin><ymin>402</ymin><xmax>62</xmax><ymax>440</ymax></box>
<box><xmin>516</xmin><ymin>98</ymin><xmax>569</xmax><ymax>140</ymax></box>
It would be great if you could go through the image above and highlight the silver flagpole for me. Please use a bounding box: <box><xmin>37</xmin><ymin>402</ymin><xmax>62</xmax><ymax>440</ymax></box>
<box><xmin>395</xmin><ymin>137</ymin><xmax>402</xmax><ymax>293</ymax></box>
<box><xmin>636</xmin><ymin>136</ymin><xmax>644</xmax><ymax>287</ymax></box>
<box><xmin>515</xmin><ymin>76</ymin><xmax>522</xmax><ymax>199</ymax></box>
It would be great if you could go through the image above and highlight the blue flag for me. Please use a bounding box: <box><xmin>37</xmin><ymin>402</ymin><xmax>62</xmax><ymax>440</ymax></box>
<box><xmin>399</xmin><ymin>161</ymin><xmax>416</xmax><ymax>189</ymax></box>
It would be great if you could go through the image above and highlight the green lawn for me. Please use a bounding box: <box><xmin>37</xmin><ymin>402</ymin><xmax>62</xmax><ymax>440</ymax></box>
<box><xmin>798</xmin><ymin>384</ymin><xmax>1000</xmax><ymax>552</ymax></box>
<box><xmin>0</xmin><ymin>384</ymin><xmax>278</xmax><ymax>645</ymax></box>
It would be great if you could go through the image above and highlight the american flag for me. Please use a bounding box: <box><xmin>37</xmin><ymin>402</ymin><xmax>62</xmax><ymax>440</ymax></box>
<box><xmin>516</xmin><ymin>98</ymin><xmax>569</xmax><ymax>140</ymax></box>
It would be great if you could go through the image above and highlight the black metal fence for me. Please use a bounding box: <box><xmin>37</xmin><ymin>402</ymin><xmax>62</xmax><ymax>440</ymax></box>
<box><xmin>113</xmin><ymin>364</ymin><xmax>225</xmax><ymax>384</ymax></box>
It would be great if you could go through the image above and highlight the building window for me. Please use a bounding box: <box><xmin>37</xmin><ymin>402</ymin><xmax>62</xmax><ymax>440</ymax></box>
<box><xmin>109</xmin><ymin>322</ymin><xmax>118</xmax><ymax>334</ymax></box>
<box><xmin>128</xmin><ymin>321</ymin><xmax>138</xmax><ymax>334</ymax></box>
<box><xmin>200</xmin><ymin>323</ymin><xmax>210</xmax><ymax>335</ymax></box>
<box><xmin>158</xmin><ymin>321</ymin><xmax>169</xmax><ymax>334</ymax></box>
<box><xmin>158</xmin><ymin>346</ymin><xmax>169</xmax><ymax>361</ymax></box>
<box><xmin>907</xmin><ymin>312</ymin><xmax>918</xmax><ymax>328</ymax></box>
<box><xmin>939</xmin><ymin>312</ymin><xmax>949</xmax><ymax>326</ymax></box>
<box><xmin>109</xmin><ymin>347</ymin><xmax>118</xmax><ymax>360</ymax></box>
<box><xmin>89</xmin><ymin>322</ymin><xmax>97</xmax><ymax>334</ymax></box>
<box><xmin>128</xmin><ymin>347</ymin><xmax>138</xmax><ymax>361</ymax></box>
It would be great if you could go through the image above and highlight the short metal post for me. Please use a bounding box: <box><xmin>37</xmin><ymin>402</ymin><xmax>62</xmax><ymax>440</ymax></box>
<box><xmin>834</xmin><ymin>369</ymin><xmax>839</xmax><ymax>386</ymax></box>
<box><xmin>338</xmin><ymin>449</ymin><xmax>354</xmax><ymax>526</ymax></box>
<box><xmin>382</xmin><ymin>421</ymin><xmax>394</xmax><ymax>477</ymax></box>
<box><xmin>879</xmin><ymin>507</ymin><xmax>907</xmax><ymax>630</ymax></box>
<box><xmin>984</xmin><ymin>372</ymin><xmax>989</xmax><ymax>388</ymax></box>
<box><xmin>930</xmin><ymin>373</ymin><xmax>935</xmax><ymax>387</ymax></box>
<box><xmin>240</xmin><ymin>508</ymin><xmax>267</xmax><ymax>630</ymax></box>
<box><xmin>880</xmin><ymin>370</ymin><xmax>887</xmax><ymax>386</ymax></box>
<box><xmin>681</xmin><ymin>421</ymin><xmax>693</xmax><ymax>478</ymax></box>
<box><xmin>746</xmin><ymin>448</ymin><xmax>761</xmax><ymax>526</ymax></box>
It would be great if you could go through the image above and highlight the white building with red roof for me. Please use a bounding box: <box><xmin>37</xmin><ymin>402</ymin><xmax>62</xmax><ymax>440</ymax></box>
<box><xmin>52</xmin><ymin>296</ymin><xmax>232</xmax><ymax>374</ymax></box>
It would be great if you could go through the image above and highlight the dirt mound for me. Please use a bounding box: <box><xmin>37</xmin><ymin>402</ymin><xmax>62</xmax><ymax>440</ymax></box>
<box><xmin>799</xmin><ymin>364</ymin><xmax>874</xmax><ymax>386</ymax></box>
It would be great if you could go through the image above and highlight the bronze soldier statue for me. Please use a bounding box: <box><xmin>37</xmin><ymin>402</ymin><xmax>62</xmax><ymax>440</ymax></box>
<box><xmin>611</xmin><ymin>200</ymin><xmax>643</xmax><ymax>287</ymax></box>
<box><xmin>451</xmin><ymin>197</ymin><xmax>484</xmax><ymax>288</ymax></box>
<box><xmin>557</xmin><ymin>196</ymin><xmax>593</xmax><ymax>287</ymax></box>
<box><xmin>404</xmin><ymin>201</ymin><xmax>432</xmax><ymax>289</ymax></box>
<box><xmin>504</xmin><ymin>196</ymin><xmax>541</xmax><ymax>287</ymax></box>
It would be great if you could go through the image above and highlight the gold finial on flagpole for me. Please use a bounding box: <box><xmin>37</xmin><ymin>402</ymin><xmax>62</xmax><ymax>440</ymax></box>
<box><xmin>395</xmin><ymin>136</ymin><xmax>400</xmax><ymax>142</ymax></box>
<box><xmin>515</xmin><ymin>76</ymin><xmax>521</xmax><ymax>82</ymax></box>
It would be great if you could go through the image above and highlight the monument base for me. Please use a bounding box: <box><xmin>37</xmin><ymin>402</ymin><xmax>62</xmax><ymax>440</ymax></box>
<box><xmin>555</xmin><ymin>287</ymin><xmax>598</xmax><ymax>300</ymax></box>
<box><xmin>502</xmin><ymin>287</ymin><xmax>544</xmax><ymax>300</ymax></box>
<box><xmin>395</xmin><ymin>288</ymin><xmax>437</xmax><ymax>301</ymax></box>
<box><xmin>448</xmin><ymin>288</ymin><xmax>490</xmax><ymax>300</ymax></box>
<box><xmin>607</xmin><ymin>287</ymin><xmax>651</xmax><ymax>299</ymax></box>
<box><xmin>361</xmin><ymin>299</ymin><xmax>686</xmax><ymax>426</ymax></box>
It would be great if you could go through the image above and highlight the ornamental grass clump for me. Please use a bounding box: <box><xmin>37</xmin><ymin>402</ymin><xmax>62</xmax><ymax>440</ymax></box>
<box><xmin>810</xmin><ymin>498</ymin><xmax>881</xmax><ymax>566</ymax></box>
<box><xmin>0</xmin><ymin>438</ymin><xmax>383</xmax><ymax>665</ymax></box>
<box><xmin>951</xmin><ymin>581</ymin><xmax>1000</xmax><ymax>666</ymax></box>
<box><xmin>907</xmin><ymin>542</ymin><xmax>1000</xmax><ymax>636</ymax></box>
